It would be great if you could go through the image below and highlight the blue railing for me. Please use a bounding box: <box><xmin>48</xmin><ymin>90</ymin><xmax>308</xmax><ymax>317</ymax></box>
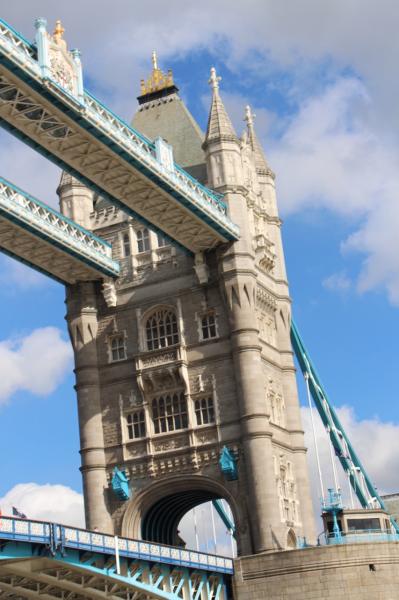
<box><xmin>0</xmin><ymin>516</ymin><xmax>234</xmax><ymax>574</ymax></box>
<box><xmin>0</xmin><ymin>175</ymin><xmax>120</xmax><ymax>277</ymax></box>
<box><xmin>0</xmin><ymin>17</ymin><xmax>239</xmax><ymax>240</ymax></box>
<box><xmin>326</xmin><ymin>529</ymin><xmax>399</xmax><ymax>545</ymax></box>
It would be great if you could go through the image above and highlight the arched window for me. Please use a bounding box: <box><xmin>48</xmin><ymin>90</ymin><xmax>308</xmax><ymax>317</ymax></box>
<box><xmin>157</xmin><ymin>232</ymin><xmax>168</xmax><ymax>248</ymax></box>
<box><xmin>122</xmin><ymin>233</ymin><xmax>130</xmax><ymax>257</ymax></box>
<box><xmin>152</xmin><ymin>393</ymin><xmax>188</xmax><ymax>434</ymax></box>
<box><xmin>127</xmin><ymin>410</ymin><xmax>146</xmax><ymax>439</ymax></box>
<box><xmin>137</xmin><ymin>228</ymin><xmax>150</xmax><ymax>253</ymax></box>
<box><xmin>145</xmin><ymin>308</ymin><xmax>179</xmax><ymax>351</ymax></box>
<box><xmin>109</xmin><ymin>335</ymin><xmax>126</xmax><ymax>362</ymax></box>
<box><xmin>194</xmin><ymin>397</ymin><xmax>215</xmax><ymax>425</ymax></box>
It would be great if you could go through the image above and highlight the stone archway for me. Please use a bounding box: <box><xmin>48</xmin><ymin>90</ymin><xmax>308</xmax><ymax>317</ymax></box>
<box><xmin>121</xmin><ymin>474</ymin><xmax>242</xmax><ymax>550</ymax></box>
<box><xmin>287</xmin><ymin>528</ymin><xmax>297</xmax><ymax>550</ymax></box>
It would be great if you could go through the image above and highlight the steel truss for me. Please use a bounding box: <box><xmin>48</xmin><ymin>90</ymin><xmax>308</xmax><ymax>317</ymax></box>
<box><xmin>0</xmin><ymin>18</ymin><xmax>239</xmax><ymax>254</ymax></box>
<box><xmin>0</xmin><ymin>517</ymin><xmax>232</xmax><ymax>600</ymax></box>
<box><xmin>0</xmin><ymin>175</ymin><xmax>119</xmax><ymax>283</ymax></box>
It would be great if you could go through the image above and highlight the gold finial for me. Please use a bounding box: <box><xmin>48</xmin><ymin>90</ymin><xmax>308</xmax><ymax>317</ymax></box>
<box><xmin>152</xmin><ymin>50</ymin><xmax>158</xmax><ymax>70</ymax></box>
<box><xmin>140</xmin><ymin>51</ymin><xmax>175</xmax><ymax>96</ymax></box>
<box><xmin>209</xmin><ymin>67</ymin><xmax>221</xmax><ymax>91</ymax></box>
<box><xmin>53</xmin><ymin>19</ymin><xmax>65</xmax><ymax>40</ymax></box>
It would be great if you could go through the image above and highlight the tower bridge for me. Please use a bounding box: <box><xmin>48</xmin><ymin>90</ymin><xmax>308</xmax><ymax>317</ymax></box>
<box><xmin>1</xmin><ymin>15</ymin><xmax>399</xmax><ymax>600</ymax></box>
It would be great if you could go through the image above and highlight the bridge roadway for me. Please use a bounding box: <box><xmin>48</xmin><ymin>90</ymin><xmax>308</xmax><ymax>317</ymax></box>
<box><xmin>0</xmin><ymin>17</ymin><xmax>239</xmax><ymax>256</ymax></box>
<box><xmin>0</xmin><ymin>175</ymin><xmax>120</xmax><ymax>283</ymax></box>
<box><xmin>0</xmin><ymin>516</ymin><xmax>233</xmax><ymax>600</ymax></box>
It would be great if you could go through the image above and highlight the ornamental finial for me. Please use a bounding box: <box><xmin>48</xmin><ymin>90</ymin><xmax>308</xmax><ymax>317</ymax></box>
<box><xmin>244</xmin><ymin>105</ymin><xmax>256</xmax><ymax>128</ymax></box>
<box><xmin>139</xmin><ymin>52</ymin><xmax>175</xmax><ymax>97</ymax></box>
<box><xmin>152</xmin><ymin>50</ymin><xmax>158</xmax><ymax>70</ymax></box>
<box><xmin>209</xmin><ymin>67</ymin><xmax>221</xmax><ymax>91</ymax></box>
<box><xmin>53</xmin><ymin>19</ymin><xmax>65</xmax><ymax>40</ymax></box>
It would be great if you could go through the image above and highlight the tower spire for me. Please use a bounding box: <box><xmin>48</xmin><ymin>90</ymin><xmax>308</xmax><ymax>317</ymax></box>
<box><xmin>244</xmin><ymin>104</ymin><xmax>272</xmax><ymax>175</ymax></box>
<box><xmin>203</xmin><ymin>67</ymin><xmax>238</xmax><ymax>147</ymax></box>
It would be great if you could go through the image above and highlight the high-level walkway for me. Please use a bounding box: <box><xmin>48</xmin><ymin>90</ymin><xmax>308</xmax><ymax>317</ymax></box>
<box><xmin>0</xmin><ymin>18</ymin><xmax>239</xmax><ymax>255</ymax></box>
<box><xmin>0</xmin><ymin>175</ymin><xmax>119</xmax><ymax>283</ymax></box>
<box><xmin>0</xmin><ymin>516</ymin><xmax>233</xmax><ymax>600</ymax></box>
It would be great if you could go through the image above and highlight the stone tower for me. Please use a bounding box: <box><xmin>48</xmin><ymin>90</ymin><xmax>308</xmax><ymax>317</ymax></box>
<box><xmin>61</xmin><ymin>55</ymin><xmax>316</xmax><ymax>556</ymax></box>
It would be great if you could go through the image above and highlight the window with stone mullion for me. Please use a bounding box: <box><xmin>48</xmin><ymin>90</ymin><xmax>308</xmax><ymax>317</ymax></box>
<box><xmin>152</xmin><ymin>392</ymin><xmax>188</xmax><ymax>434</ymax></box>
<box><xmin>127</xmin><ymin>410</ymin><xmax>146</xmax><ymax>439</ymax></box>
<box><xmin>194</xmin><ymin>397</ymin><xmax>215</xmax><ymax>425</ymax></box>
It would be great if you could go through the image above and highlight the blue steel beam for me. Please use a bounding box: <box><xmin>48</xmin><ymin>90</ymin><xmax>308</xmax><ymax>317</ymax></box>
<box><xmin>0</xmin><ymin>175</ymin><xmax>120</xmax><ymax>283</ymax></box>
<box><xmin>0</xmin><ymin>516</ymin><xmax>232</xmax><ymax>600</ymax></box>
<box><xmin>0</xmin><ymin>17</ymin><xmax>240</xmax><ymax>254</ymax></box>
<box><xmin>291</xmin><ymin>319</ymin><xmax>399</xmax><ymax>534</ymax></box>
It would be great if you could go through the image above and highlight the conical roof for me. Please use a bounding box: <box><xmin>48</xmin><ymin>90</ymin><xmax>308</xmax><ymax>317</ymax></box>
<box><xmin>244</xmin><ymin>105</ymin><xmax>274</xmax><ymax>177</ymax></box>
<box><xmin>204</xmin><ymin>68</ymin><xmax>238</xmax><ymax>146</ymax></box>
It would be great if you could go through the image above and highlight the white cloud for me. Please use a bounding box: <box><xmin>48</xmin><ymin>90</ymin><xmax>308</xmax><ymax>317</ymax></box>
<box><xmin>0</xmin><ymin>483</ymin><xmax>84</xmax><ymax>527</ymax></box>
<box><xmin>322</xmin><ymin>271</ymin><xmax>351</xmax><ymax>293</ymax></box>
<box><xmin>302</xmin><ymin>405</ymin><xmax>399</xmax><ymax>517</ymax></box>
<box><xmin>0</xmin><ymin>327</ymin><xmax>72</xmax><ymax>404</ymax></box>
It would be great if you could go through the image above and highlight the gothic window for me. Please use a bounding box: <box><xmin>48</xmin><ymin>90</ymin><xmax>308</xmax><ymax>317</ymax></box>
<box><xmin>145</xmin><ymin>308</ymin><xmax>179</xmax><ymax>351</ymax></box>
<box><xmin>109</xmin><ymin>335</ymin><xmax>126</xmax><ymax>362</ymax></box>
<box><xmin>152</xmin><ymin>392</ymin><xmax>188</xmax><ymax>434</ymax></box>
<box><xmin>137</xmin><ymin>228</ymin><xmax>150</xmax><ymax>253</ymax></box>
<box><xmin>127</xmin><ymin>410</ymin><xmax>146</xmax><ymax>439</ymax></box>
<box><xmin>122</xmin><ymin>233</ymin><xmax>130</xmax><ymax>257</ymax></box>
<box><xmin>194</xmin><ymin>397</ymin><xmax>215</xmax><ymax>425</ymax></box>
<box><xmin>200</xmin><ymin>312</ymin><xmax>218</xmax><ymax>340</ymax></box>
<box><xmin>157</xmin><ymin>232</ymin><xmax>168</xmax><ymax>247</ymax></box>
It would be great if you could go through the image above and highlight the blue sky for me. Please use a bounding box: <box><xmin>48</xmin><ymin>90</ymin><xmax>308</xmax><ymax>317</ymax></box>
<box><xmin>1</xmin><ymin>1</ymin><xmax>399</xmax><ymax>549</ymax></box>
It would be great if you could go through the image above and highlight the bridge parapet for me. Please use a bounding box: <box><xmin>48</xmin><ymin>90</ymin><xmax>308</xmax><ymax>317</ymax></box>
<box><xmin>0</xmin><ymin>17</ymin><xmax>240</xmax><ymax>252</ymax></box>
<box><xmin>0</xmin><ymin>176</ymin><xmax>120</xmax><ymax>280</ymax></box>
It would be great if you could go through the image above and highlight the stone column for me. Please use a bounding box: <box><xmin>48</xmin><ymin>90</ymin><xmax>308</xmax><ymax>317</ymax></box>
<box><xmin>220</xmin><ymin>192</ymin><xmax>281</xmax><ymax>553</ymax></box>
<box><xmin>66</xmin><ymin>282</ymin><xmax>113</xmax><ymax>533</ymax></box>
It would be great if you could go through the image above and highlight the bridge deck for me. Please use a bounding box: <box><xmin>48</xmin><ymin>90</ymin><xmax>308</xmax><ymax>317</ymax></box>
<box><xmin>0</xmin><ymin>175</ymin><xmax>120</xmax><ymax>283</ymax></box>
<box><xmin>0</xmin><ymin>18</ymin><xmax>239</xmax><ymax>255</ymax></box>
<box><xmin>0</xmin><ymin>517</ymin><xmax>233</xmax><ymax>600</ymax></box>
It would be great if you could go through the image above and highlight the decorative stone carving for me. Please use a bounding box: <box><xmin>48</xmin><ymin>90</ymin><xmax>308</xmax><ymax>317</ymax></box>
<box><xmin>253</xmin><ymin>233</ymin><xmax>275</xmax><ymax>273</ymax></box>
<box><xmin>102</xmin><ymin>279</ymin><xmax>117</xmax><ymax>307</ymax></box>
<box><xmin>194</xmin><ymin>252</ymin><xmax>210</xmax><ymax>284</ymax></box>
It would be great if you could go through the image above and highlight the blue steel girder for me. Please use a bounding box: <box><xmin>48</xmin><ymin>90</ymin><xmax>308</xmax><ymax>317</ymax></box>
<box><xmin>0</xmin><ymin>516</ymin><xmax>233</xmax><ymax>599</ymax></box>
<box><xmin>0</xmin><ymin>175</ymin><xmax>120</xmax><ymax>283</ymax></box>
<box><xmin>0</xmin><ymin>18</ymin><xmax>240</xmax><ymax>255</ymax></box>
<box><xmin>290</xmin><ymin>319</ymin><xmax>399</xmax><ymax>534</ymax></box>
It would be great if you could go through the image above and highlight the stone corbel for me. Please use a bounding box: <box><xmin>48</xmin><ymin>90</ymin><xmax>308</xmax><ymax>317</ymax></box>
<box><xmin>194</xmin><ymin>252</ymin><xmax>209</xmax><ymax>284</ymax></box>
<box><xmin>102</xmin><ymin>278</ymin><xmax>117</xmax><ymax>307</ymax></box>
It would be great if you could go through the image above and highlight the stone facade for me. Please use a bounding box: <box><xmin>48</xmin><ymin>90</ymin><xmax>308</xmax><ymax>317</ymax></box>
<box><xmin>233</xmin><ymin>542</ymin><xmax>399</xmax><ymax>599</ymax></box>
<box><xmin>61</xmin><ymin>59</ymin><xmax>316</xmax><ymax>556</ymax></box>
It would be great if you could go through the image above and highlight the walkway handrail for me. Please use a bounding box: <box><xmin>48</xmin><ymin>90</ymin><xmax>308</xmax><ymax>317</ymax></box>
<box><xmin>0</xmin><ymin>516</ymin><xmax>234</xmax><ymax>574</ymax></box>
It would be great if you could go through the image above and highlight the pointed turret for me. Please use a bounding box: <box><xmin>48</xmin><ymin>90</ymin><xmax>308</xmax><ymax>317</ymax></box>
<box><xmin>202</xmin><ymin>68</ymin><xmax>243</xmax><ymax>190</ymax></box>
<box><xmin>57</xmin><ymin>171</ymin><xmax>94</xmax><ymax>229</ymax></box>
<box><xmin>203</xmin><ymin>68</ymin><xmax>238</xmax><ymax>146</ymax></box>
<box><xmin>244</xmin><ymin>105</ymin><xmax>274</xmax><ymax>177</ymax></box>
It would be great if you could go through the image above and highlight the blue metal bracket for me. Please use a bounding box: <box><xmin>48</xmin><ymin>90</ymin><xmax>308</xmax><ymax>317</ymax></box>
<box><xmin>112</xmin><ymin>467</ymin><xmax>130</xmax><ymax>501</ymax></box>
<box><xmin>219</xmin><ymin>447</ymin><xmax>238</xmax><ymax>481</ymax></box>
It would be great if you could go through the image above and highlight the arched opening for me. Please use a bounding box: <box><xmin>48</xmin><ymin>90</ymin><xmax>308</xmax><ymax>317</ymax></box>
<box><xmin>142</xmin><ymin>490</ymin><xmax>220</xmax><ymax>546</ymax></box>
<box><xmin>287</xmin><ymin>528</ymin><xmax>297</xmax><ymax>550</ymax></box>
<box><xmin>122</xmin><ymin>476</ymin><xmax>240</xmax><ymax>556</ymax></box>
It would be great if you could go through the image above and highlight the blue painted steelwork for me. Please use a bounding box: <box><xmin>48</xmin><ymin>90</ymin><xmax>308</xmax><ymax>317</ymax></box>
<box><xmin>323</xmin><ymin>489</ymin><xmax>343</xmax><ymax>542</ymax></box>
<box><xmin>0</xmin><ymin>175</ymin><xmax>120</xmax><ymax>281</ymax></box>
<box><xmin>112</xmin><ymin>467</ymin><xmax>130</xmax><ymax>501</ymax></box>
<box><xmin>0</xmin><ymin>516</ymin><xmax>233</xmax><ymax>599</ymax></box>
<box><xmin>0</xmin><ymin>17</ymin><xmax>240</xmax><ymax>252</ymax></box>
<box><xmin>291</xmin><ymin>319</ymin><xmax>399</xmax><ymax>534</ymax></box>
<box><xmin>219</xmin><ymin>447</ymin><xmax>238</xmax><ymax>482</ymax></box>
<box><xmin>212</xmin><ymin>500</ymin><xmax>236</xmax><ymax>539</ymax></box>
<box><xmin>326</xmin><ymin>529</ymin><xmax>399</xmax><ymax>545</ymax></box>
